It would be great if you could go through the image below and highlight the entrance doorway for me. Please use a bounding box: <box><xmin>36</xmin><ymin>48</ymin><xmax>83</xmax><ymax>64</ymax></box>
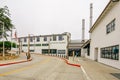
<box><xmin>68</xmin><ymin>49</ymin><xmax>81</xmax><ymax>56</ymax></box>
<box><xmin>95</xmin><ymin>48</ymin><xmax>98</xmax><ymax>61</ymax></box>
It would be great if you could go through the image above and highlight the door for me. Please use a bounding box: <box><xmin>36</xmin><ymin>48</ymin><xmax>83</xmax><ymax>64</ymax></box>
<box><xmin>95</xmin><ymin>48</ymin><xmax>98</xmax><ymax>61</ymax></box>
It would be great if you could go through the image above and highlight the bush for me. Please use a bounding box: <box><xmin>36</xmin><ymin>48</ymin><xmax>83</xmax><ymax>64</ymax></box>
<box><xmin>0</xmin><ymin>41</ymin><xmax>17</xmax><ymax>53</ymax></box>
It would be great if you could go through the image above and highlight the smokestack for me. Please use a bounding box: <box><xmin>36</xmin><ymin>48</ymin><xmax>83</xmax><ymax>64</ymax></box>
<box><xmin>82</xmin><ymin>19</ymin><xmax>85</xmax><ymax>42</ymax></box>
<box><xmin>90</xmin><ymin>3</ymin><xmax>93</xmax><ymax>28</ymax></box>
<box><xmin>90</xmin><ymin>3</ymin><xmax>93</xmax><ymax>39</ymax></box>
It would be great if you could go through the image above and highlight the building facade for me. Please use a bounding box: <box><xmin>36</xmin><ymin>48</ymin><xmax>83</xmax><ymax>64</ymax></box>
<box><xmin>15</xmin><ymin>32</ymin><xmax>71</xmax><ymax>56</ymax></box>
<box><xmin>89</xmin><ymin>1</ymin><xmax>120</xmax><ymax>69</ymax></box>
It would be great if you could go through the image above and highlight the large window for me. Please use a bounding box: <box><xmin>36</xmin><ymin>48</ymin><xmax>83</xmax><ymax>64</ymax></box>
<box><xmin>42</xmin><ymin>49</ymin><xmax>57</xmax><ymax>54</ymax></box>
<box><xmin>50</xmin><ymin>49</ymin><xmax>57</xmax><ymax>54</ymax></box>
<box><xmin>42</xmin><ymin>49</ymin><xmax>48</xmax><ymax>54</ymax></box>
<box><xmin>106</xmin><ymin>19</ymin><xmax>115</xmax><ymax>34</ymax></box>
<box><xmin>101</xmin><ymin>45</ymin><xmax>119</xmax><ymax>60</ymax></box>
<box><xmin>58</xmin><ymin>50</ymin><xmax>65</xmax><ymax>54</ymax></box>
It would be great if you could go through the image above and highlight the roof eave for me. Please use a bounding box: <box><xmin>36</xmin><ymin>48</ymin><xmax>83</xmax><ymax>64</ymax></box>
<box><xmin>89</xmin><ymin>1</ymin><xmax>115</xmax><ymax>33</ymax></box>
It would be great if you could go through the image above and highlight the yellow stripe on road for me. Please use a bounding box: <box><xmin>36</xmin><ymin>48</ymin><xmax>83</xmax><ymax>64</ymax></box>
<box><xmin>0</xmin><ymin>58</ymin><xmax>50</xmax><ymax>76</ymax></box>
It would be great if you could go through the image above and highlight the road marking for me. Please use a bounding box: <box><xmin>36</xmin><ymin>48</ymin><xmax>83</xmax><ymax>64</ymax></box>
<box><xmin>77</xmin><ymin>58</ymin><xmax>91</xmax><ymax>80</ymax></box>
<box><xmin>0</xmin><ymin>58</ymin><xmax>50</xmax><ymax>76</ymax></box>
<box><xmin>81</xmin><ymin>66</ymin><xmax>91</xmax><ymax>80</ymax></box>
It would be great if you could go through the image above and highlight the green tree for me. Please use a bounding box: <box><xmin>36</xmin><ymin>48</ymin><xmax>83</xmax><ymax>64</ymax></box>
<box><xmin>0</xmin><ymin>41</ymin><xmax>17</xmax><ymax>53</ymax></box>
<box><xmin>0</xmin><ymin>6</ymin><xmax>14</xmax><ymax>39</ymax></box>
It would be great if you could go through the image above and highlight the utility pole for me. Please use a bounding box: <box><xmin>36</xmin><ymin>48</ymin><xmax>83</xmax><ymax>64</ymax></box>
<box><xmin>27</xmin><ymin>34</ymin><xmax>31</xmax><ymax>60</ymax></box>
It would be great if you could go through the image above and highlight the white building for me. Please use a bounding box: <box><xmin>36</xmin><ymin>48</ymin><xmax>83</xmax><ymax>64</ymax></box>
<box><xmin>89</xmin><ymin>0</ymin><xmax>120</xmax><ymax>69</ymax></box>
<box><xmin>15</xmin><ymin>32</ymin><xmax>71</xmax><ymax>56</ymax></box>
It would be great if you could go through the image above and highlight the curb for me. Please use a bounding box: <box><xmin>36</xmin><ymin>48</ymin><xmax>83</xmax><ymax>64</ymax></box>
<box><xmin>62</xmin><ymin>58</ymin><xmax>80</xmax><ymax>67</ymax></box>
<box><xmin>34</xmin><ymin>53</ymin><xmax>80</xmax><ymax>67</ymax></box>
<box><xmin>0</xmin><ymin>58</ymin><xmax>32</xmax><ymax>66</ymax></box>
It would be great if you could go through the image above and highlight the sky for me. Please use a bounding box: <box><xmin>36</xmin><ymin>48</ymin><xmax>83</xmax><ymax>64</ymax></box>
<box><xmin>0</xmin><ymin>0</ymin><xmax>110</xmax><ymax>40</ymax></box>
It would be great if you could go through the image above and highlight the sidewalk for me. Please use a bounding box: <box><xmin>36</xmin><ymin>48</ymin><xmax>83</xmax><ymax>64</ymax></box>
<box><xmin>68</xmin><ymin>57</ymin><xmax>120</xmax><ymax>80</ymax></box>
<box><xmin>0</xmin><ymin>53</ymin><xmax>31</xmax><ymax>66</ymax></box>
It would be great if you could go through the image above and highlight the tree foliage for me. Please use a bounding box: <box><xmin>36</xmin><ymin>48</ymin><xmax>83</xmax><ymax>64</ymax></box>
<box><xmin>0</xmin><ymin>6</ymin><xmax>14</xmax><ymax>40</ymax></box>
<box><xmin>0</xmin><ymin>41</ymin><xmax>17</xmax><ymax>53</ymax></box>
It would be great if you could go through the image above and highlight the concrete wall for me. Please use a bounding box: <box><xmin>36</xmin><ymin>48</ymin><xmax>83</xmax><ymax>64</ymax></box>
<box><xmin>90</xmin><ymin>2</ymin><xmax>120</xmax><ymax>69</ymax></box>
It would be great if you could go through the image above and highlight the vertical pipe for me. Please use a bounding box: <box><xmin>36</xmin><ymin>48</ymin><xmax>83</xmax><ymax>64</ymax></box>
<box><xmin>90</xmin><ymin>3</ymin><xmax>93</xmax><ymax>39</ymax></box>
<box><xmin>82</xmin><ymin>19</ymin><xmax>85</xmax><ymax>42</ymax></box>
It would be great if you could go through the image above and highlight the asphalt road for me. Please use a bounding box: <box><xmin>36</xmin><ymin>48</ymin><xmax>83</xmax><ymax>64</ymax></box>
<box><xmin>0</xmin><ymin>54</ymin><xmax>85</xmax><ymax>80</ymax></box>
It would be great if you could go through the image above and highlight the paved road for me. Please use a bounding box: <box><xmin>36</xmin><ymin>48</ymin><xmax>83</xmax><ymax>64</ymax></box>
<box><xmin>0</xmin><ymin>54</ymin><xmax>85</xmax><ymax>80</ymax></box>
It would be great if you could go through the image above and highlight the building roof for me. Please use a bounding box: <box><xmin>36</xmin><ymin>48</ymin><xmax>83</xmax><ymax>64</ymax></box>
<box><xmin>14</xmin><ymin>32</ymin><xmax>71</xmax><ymax>39</ymax></box>
<box><xmin>81</xmin><ymin>39</ymin><xmax>91</xmax><ymax>48</ymax></box>
<box><xmin>68</xmin><ymin>39</ymin><xmax>88</xmax><ymax>49</ymax></box>
<box><xmin>89</xmin><ymin>0</ymin><xmax>119</xmax><ymax>33</ymax></box>
<box><xmin>70</xmin><ymin>40</ymin><xmax>82</xmax><ymax>43</ymax></box>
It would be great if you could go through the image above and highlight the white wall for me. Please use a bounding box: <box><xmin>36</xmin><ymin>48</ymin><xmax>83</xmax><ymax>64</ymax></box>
<box><xmin>19</xmin><ymin>33</ymin><xmax>70</xmax><ymax>55</ymax></box>
<box><xmin>90</xmin><ymin>2</ymin><xmax>120</xmax><ymax>69</ymax></box>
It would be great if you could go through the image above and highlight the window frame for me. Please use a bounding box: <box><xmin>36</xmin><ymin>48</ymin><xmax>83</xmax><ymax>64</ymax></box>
<box><xmin>101</xmin><ymin>45</ymin><xmax>119</xmax><ymax>60</ymax></box>
<box><xmin>106</xmin><ymin>19</ymin><xmax>116</xmax><ymax>34</ymax></box>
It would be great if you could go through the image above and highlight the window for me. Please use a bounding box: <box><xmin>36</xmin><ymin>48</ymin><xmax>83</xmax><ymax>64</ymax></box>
<box><xmin>36</xmin><ymin>44</ymin><xmax>41</xmax><ymax>46</ymax></box>
<box><xmin>24</xmin><ymin>38</ymin><xmax>27</xmax><ymax>42</ymax></box>
<box><xmin>30</xmin><ymin>44</ymin><xmax>34</xmax><ymax>46</ymax></box>
<box><xmin>30</xmin><ymin>50</ymin><xmax>34</xmax><ymax>52</ymax></box>
<box><xmin>42</xmin><ymin>44</ymin><xmax>49</xmax><ymax>46</ymax></box>
<box><xmin>106</xmin><ymin>19</ymin><xmax>115</xmax><ymax>34</ymax></box>
<box><xmin>42</xmin><ymin>49</ymin><xmax>49</xmax><ymax>54</ymax></box>
<box><xmin>44</xmin><ymin>37</ymin><xmax>47</xmax><ymax>41</ymax></box>
<box><xmin>36</xmin><ymin>37</ymin><xmax>40</xmax><ymax>42</ymax></box>
<box><xmin>23</xmin><ymin>44</ymin><xmax>27</xmax><ymax>46</ymax></box>
<box><xmin>30</xmin><ymin>37</ymin><xmax>33</xmax><ymax>42</ymax></box>
<box><xmin>50</xmin><ymin>49</ymin><xmax>57</xmax><ymax>54</ymax></box>
<box><xmin>53</xmin><ymin>35</ymin><xmax>56</xmax><ymax>41</ymax></box>
<box><xmin>58</xmin><ymin>35</ymin><xmax>63</xmax><ymax>41</ymax></box>
<box><xmin>101</xmin><ymin>45</ymin><xmax>119</xmax><ymax>60</ymax></box>
<box><xmin>58</xmin><ymin>50</ymin><xmax>65</xmax><ymax>54</ymax></box>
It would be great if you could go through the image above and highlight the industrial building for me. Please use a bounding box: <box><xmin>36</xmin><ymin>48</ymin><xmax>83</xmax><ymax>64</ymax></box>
<box><xmin>87</xmin><ymin>0</ymin><xmax>120</xmax><ymax>69</ymax></box>
<box><xmin>14</xmin><ymin>32</ymin><xmax>71</xmax><ymax>56</ymax></box>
